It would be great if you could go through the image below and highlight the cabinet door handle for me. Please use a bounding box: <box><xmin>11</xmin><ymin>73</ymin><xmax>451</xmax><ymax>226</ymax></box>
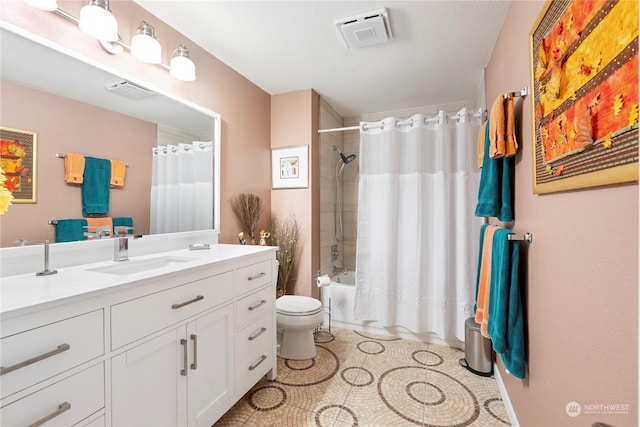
<box><xmin>247</xmin><ymin>272</ymin><xmax>266</xmax><ymax>281</ymax></box>
<box><xmin>180</xmin><ymin>339</ymin><xmax>188</xmax><ymax>376</ymax></box>
<box><xmin>248</xmin><ymin>355</ymin><xmax>267</xmax><ymax>371</ymax></box>
<box><xmin>248</xmin><ymin>299</ymin><xmax>267</xmax><ymax>311</ymax></box>
<box><xmin>0</xmin><ymin>343</ymin><xmax>70</xmax><ymax>376</ymax></box>
<box><xmin>190</xmin><ymin>334</ymin><xmax>198</xmax><ymax>371</ymax></box>
<box><xmin>248</xmin><ymin>327</ymin><xmax>267</xmax><ymax>341</ymax></box>
<box><xmin>27</xmin><ymin>402</ymin><xmax>71</xmax><ymax>427</ymax></box>
<box><xmin>171</xmin><ymin>295</ymin><xmax>204</xmax><ymax>309</ymax></box>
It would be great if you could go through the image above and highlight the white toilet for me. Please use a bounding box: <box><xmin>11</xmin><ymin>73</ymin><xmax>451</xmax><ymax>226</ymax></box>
<box><xmin>276</xmin><ymin>295</ymin><xmax>323</xmax><ymax>360</ymax></box>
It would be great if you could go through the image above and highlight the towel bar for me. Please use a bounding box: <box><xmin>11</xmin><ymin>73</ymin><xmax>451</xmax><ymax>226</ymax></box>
<box><xmin>507</xmin><ymin>232</ymin><xmax>533</xmax><ymax>243</ymax></box>
<box><xmin>503</xmin><ymin>86</ymin><xmax>529</xmax><ymax>99</ymax></box>
<box><xmin>55</xmin><ymin>153</ymin><xmax>128</xmax><ymax>167</ymax></box>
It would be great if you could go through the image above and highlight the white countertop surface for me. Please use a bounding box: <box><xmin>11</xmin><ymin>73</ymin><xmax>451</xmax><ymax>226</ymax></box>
<box><xmin>1</xmin><ymin>244</ymin><xmax>276</xmax><ymax>316</ymax></box>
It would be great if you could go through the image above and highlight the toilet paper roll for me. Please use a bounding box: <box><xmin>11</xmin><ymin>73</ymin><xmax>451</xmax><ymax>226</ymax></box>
<box><xmin>316</xmin><ymin>275</ymin><xmax>331</xmax><ymax>287</ymax></box>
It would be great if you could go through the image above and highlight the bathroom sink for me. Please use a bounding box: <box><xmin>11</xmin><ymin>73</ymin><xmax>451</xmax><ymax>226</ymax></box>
<box><xmin>87</xmin><ymin>256</ymin><xmax>193</xmax><ymax>275</ymax></box>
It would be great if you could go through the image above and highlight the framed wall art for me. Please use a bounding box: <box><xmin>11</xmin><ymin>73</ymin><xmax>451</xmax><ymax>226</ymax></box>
<box><xmin>271</xmin><ymin>145</ymin><xmax>308</xmax><ymax>189</ymax></box>
<box><xmin>530</xmin><ymin>0</ymin><xmax>638</xmax><ymax>194</ymax></box>
<box><xmin>0</xmin><ymin>126</ymin><xmax>37</xmax><ymax>203</ymax></box>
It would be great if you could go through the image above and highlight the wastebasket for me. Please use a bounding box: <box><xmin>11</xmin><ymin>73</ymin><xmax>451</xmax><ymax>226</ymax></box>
<box><xmin>459</xmin><ymin>317</ymin><xmax>493</xmax><ymax>376</ymax></box>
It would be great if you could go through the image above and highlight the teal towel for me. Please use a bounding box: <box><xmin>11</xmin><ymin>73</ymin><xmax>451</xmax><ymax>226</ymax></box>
<box><xmin>113</xmin><ymin>217</ymin><xmax>134</xmax><ymax>234</ymax></box>
<box><xmin>487</xmin><ymin>229</ymin><xmax>526</xmax><ymax>379</ymax></box>
<box><xmin>473</xmin><ymin>223</ymin><xmax>489</xmax><ymax>314</ymax></box>
<box><xmin>55</xmin><ymin>218</ymin><xmax>88</xmax><ymax>243</ymax></box>
<box><xmin>82</xmin><ymin>157</ymin><xmax>111</xmax><ymax>216</ymax></box>
<box><xmin>475</xmin><ymin>120</ymin><xmax>514</xmax><ymax>222</ymax></box>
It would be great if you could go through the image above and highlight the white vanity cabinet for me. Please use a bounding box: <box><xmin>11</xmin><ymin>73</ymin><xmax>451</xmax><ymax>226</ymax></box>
<box><xmin>110</xmin><ymin>271</ymin><xmax>236</xmax><ymax>427</ymax></box>
<box><xmin>0</xmin><ymin>245</ymin><xmax>277</xmax><ymax>427</ymax></box>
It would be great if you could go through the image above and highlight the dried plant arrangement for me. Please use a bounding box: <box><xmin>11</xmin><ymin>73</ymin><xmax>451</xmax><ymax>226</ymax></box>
<box><xmin>270</xmin><ymin>214</ymin><xmax>300</xmax><ymax>297</ymax></box>
<box><xmin>230</xmin><ymin>193</ymin><xmax>263</xmax><ymax>244</ymax></box>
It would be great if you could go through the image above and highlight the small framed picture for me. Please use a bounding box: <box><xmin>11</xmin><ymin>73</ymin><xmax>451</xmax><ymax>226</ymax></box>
<box><xmin>271</xmin><ymin>145</ymin><xmax>308</xmax><ymax>189</ymax></box>
<box><xmin>0</xmin><ymin>126</ymin><xmax>38</xmax><ymax>203</ymax></box>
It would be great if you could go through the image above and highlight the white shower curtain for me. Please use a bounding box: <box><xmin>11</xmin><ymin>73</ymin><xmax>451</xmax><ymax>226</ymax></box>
<box><xmin>150</xmin><ymin>141</ymin><xmax>214</xmax><ymax>234</ymax></box>
<box><xmin>354</xmin><ymin>108</ymin><xmax>482</xmax><ymax>341</ymax></box>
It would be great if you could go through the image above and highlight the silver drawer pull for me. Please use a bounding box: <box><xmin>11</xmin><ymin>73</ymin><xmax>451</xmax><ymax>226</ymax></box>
<box><xmin>248</xmin><ymin>327</ymin><xmax>267</xmax><ymax>341</ymax></box>
<box><xmin>180</xmin><ymin>339</ymin><xmax>188</xmax><ymax>376</ymax></box>
<box><xmin>27</xmin><ymin>402</ymin><xmax>71</xmax><ymax>427</ymax></box>
<box><xmin>0</xmin><ymin>343</ymin><xmax>70</xmax><ymax>376</ymax></box>
<box><xmin>248</xmin><ymin>299</ymin><xmax>267</xmax><ymax>311</ymax></box>
<box><xmin>248</xmin><ymin>355</ymin><xmax>267</xmax><ymax>371</ymax></box>
<box><xmin>172</xmin><ymin>295</ymin><xmax>204</xmax><ymax>309</ymax></box>
<box><xmin>190</xmin><ymin>334</ymin><xmax>198</xmax><ymax>371</ymax></box>
<box><xmin>247</xmin><ymin>272</ymin><xmax>266</xmax><ymax>281</ymax></box>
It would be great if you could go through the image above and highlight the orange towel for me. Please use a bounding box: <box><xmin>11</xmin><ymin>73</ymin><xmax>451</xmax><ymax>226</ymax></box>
<box><xmin>475</xmin><ymin>225</ymin><xmax>499</xmax><ymax>338</ymax></box>
<box><xmin>505</xmin><ymin>97</ymin><xmax>518</xmax><ymax>157</ymax></box>
<box><xmin>64</xmin><ymin>153</ymin><xmax>85</xmax><ymax>184</ymax></box>
<box><xmin>110</xmin><ymin>160</ymin><xmax>126</xmax><ymax>187</ymax></box>
<box><xmin>477</xmin><ymin>122</ymin><xmax>487</xmax><ymax>168</ymax></box>
<box><xmin>489</xmin><ymin>95</ymin><xmax>505</xmax><ymax>159</ymax></box>
<box><xmin>85</xmin><ymin>217</ymin><xmax>113</xmax><ymax>239</ymax></box>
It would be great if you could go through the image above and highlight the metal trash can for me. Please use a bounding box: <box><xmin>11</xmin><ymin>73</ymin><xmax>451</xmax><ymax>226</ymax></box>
<box><xmin>459</xmin><ymin>317</ymin><xmax>493</xmax><ymax>376</ymax></box>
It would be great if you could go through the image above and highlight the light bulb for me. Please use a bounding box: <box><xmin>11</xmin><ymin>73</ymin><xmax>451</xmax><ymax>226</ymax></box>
<box><xmin>170</xmin><ymin>45</ymin><xmax>196</xmax><ymax>81</ymax></box>
<box><xmin>79</xmin><ymin>0</ymin><xmax>118</xmax><ymax>42</ymax></box>
<box><xmin>131</xmin><ymin>21</ymin><xmax>161</xmax><ymax>64</ymax></box>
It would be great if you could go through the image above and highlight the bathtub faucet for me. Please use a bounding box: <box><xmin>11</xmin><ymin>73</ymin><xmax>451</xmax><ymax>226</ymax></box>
<box><xmin>332</xmin><ymin>266</ymin><xmax>347</xmax><ymax>275</ymax></box>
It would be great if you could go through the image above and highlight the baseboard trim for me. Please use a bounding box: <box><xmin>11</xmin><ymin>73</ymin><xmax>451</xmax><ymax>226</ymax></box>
<box><xmin>493</xmin><ymin>362</ymin><xmax>520</xmax><ymax>427</ymax></box>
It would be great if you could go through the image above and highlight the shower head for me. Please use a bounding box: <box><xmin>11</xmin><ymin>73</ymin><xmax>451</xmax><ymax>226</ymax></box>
<box><xmin>333</xmin><ymin>145</ymin><xmax>357</xmax><ymax>164</ymax></box>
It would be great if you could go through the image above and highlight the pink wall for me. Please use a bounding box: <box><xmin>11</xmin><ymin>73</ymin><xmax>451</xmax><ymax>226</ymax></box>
<box><xmin>271</xmin><ymin>90</ymin><xmax>320</xmax><ymax>298</ymax></box>
<box><xmin>0</xmin><ymin>81</ymin><xmax>154</xmax><ymax>246</ymax></box>
<box><xmin>485</xmin><ymin>2</ymin><xmax>638</xmax><ymax>425</ymax></box>
<box><xmin>0</xmin><ymin>1</ymin><xmax>272</xmax><ymax>245</ymax></box>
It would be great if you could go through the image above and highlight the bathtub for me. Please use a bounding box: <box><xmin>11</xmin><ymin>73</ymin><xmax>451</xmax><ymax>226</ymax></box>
<box><xmin>320</xmin><ymin>270</ymin><xmax>463</xmax><ymax>348</ymax></box>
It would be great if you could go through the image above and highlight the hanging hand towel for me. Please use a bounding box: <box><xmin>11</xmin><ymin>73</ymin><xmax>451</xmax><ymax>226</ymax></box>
<box><xmin>489</xmin><ymin>95</ymin><xmax>506</xmax><ymax>159</ymax></box>
<box><xmin>505</xmin><ymin>97</ymin><xmax>518</xmax><ymax>157</ymax></box>
<box><xmin>55</xmin><ymin>218</ymin><xmax>88</xmax><ymax>243</ymax></box>
<box><xmin>475</xmin><ymin>120</ymin><xmax>515</xmax><ymax>222</ymax></box>
<box><xmin>82</xmin><ymin>156</ymin><xmax>111</xmax><ymax>216</ymax></box>
<box><xmin>474</xmin><ymin>225</ymin><xmax>498</xmax><ymax>338</ymax></box>
<box><xmin>477</xmin><ymin>122</ymin><xmax>487</xmax><ymax>169</ymax></box>
<box><xmin>110</xmin><ymin>159</ymin><xmax>126</xmax><ymax>187</ymax></box>
<box><xmin>64</xmin><ymin>153</ymin><xmax>85</xmax><ymax>184</ymax></box>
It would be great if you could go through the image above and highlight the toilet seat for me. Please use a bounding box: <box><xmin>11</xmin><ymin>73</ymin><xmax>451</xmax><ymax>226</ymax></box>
<box><xmin>276</xmin><ymin>295</ymin><xmax>322</xmax><ymax>316</ymax></box>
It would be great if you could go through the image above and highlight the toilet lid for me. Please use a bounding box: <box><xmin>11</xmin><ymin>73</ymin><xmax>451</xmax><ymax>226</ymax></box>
<box><xmin>276</xmin><ymin>295</ymin><xmax>322</xmax><ymax>315</ymax></box>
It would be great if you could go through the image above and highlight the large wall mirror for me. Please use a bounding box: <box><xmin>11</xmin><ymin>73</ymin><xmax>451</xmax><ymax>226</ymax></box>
<box><xmin>0</xmin><ymin>27</ymin><xmax>221</xmax><ymax>247</ymax></box>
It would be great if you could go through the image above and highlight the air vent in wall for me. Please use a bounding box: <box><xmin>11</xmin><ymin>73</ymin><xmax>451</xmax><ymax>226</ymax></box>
<box><xmin>335</xmin><ymin>8</ymin><xmax>392</xmax><ymax>49</ymax></box>
<box><xmin>106</xmin><ymin>80</ymin><xmax>156</xmax><ymax>100</ymax></box>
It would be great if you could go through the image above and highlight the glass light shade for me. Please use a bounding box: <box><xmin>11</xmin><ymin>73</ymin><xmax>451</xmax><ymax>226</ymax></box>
<box><xmin>170</xmin><ymin>46</ymin><xmax>196</xmax><ymax>81</ymax></box>
<box><xmin>79</xmin><ymin>0</ymin><xmax>118</xmax><ymax>42</ymax></box>
<box><xmin>22</xmin><ymin>0</ymin><xmax>58</xmax><ymax>11</ymax></box>
<box><xmin>131</xmin><ymin>22</ymin><xmax>161</xmax><ymax>64</ymax></box>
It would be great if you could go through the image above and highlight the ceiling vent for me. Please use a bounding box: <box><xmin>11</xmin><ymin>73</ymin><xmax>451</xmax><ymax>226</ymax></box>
<box><xmin>335</xmin><ymin>8</ymin><xmax>392</xmax><ymax>49</ymax></box>
<box><xmin>106</xmin><ymin>80</ymin><xmax>156</xmax><ymax>100</ymax></box>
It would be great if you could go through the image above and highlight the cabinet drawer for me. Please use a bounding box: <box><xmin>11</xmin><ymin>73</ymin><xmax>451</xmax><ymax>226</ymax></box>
<box><xmin>235</xmin><ymin>260</ymin><xmax>271</xmax><ymax>296</ymax></box>
<box><xmin>236</xmin><ymin>286</ymin><xmax>273</xmax><ymax>329</ymax></box>
<box><xmin>111</xmin><ymin>271</ymin><xmax>233</xmax><ymax>350</ymax></box>
<box><xmin>0</xmin><ymin>363</ymin><xmax>104</xmax><ymax>427</ymax></box>
<box><xmin>236</xmin><ymin>314</ymin><xmax>272</xmax><ymax>359</ymax></box>
<box><xmin>236</xmin><ymin>349</ymin><xmax>273</xmax><ymax>395</ymax></box>
<box><xmin>0</xmin><ymin>310</ymin><xmax>104</xmax><ymax>399</ymax></box>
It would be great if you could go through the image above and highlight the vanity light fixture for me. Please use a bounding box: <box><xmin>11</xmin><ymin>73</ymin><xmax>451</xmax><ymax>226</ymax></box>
<box><xmin>21</xmin><ymin>0</ymin><xmax>57</xmax><ymax>11</ymax></box>
<box><xmin>22</xmin><ymin>0</ymin><xmax>196</xmax><ymax>81</ymax></box>
<box><xmin>131</xmin><ymin>21</ymin><xmax>161</xmax><ymax>64</ymax></box>
<box><xmin>79</xmin><ymin>0</ymin><xmax>118</xmax><ymax>42</ymax></box>
<box><xmin>170</xmin><ymin>45</ymin><xmax>196</xmax><ymax>82</ymax></box>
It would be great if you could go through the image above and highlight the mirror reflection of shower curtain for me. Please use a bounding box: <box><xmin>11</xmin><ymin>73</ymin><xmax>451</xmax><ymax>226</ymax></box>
<box><xmin>150</xmin><ymin>141</ymin><xmax>213</xmax><ymax>234</ymax></box>
<box><xmin>354</xmin><ymin>109</ymin><xmax>482</xmax><ymax>342</ymax></box>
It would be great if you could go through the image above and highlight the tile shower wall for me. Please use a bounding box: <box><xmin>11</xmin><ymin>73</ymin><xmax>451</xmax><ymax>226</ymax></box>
<box><xmin>320</xmin><ymin>99</ymin><xmax>476</xmax><ymax>273</ymax></box>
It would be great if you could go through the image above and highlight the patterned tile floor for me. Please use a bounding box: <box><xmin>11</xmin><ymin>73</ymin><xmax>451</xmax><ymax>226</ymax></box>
<box><xmin>215</xmin><ymin>327</ymin><xmax>510</xmax><ymax>426</ymax></box>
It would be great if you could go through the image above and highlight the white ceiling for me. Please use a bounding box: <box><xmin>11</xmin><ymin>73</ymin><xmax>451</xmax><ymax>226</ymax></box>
<box><xmin>134</xmin><ymin>1</ymin><xmax>511</xmax><ymax>117</ymax></box>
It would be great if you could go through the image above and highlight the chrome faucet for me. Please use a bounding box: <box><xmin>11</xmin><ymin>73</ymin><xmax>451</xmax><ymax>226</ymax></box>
<box><xmin>36</xmin><ymin>240</ymin><xmax>58</xmax><ymax>276</ymax></box>
<box><xmin>114</xmin><ymin>235</ymin><xmax>129</xmax><ymax>262</ymax></box>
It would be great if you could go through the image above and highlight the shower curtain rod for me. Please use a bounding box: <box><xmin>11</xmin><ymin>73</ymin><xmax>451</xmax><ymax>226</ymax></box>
<box><xmin>318</xmin><ymin>108</ymin><xmax>486</xmax><ymax>134</ymax></box>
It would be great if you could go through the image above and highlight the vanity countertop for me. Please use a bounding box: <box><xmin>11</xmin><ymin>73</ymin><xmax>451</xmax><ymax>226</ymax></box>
<box><xmin>0</xmin><ymin>244</ymin><xmax>276</xmax><ymax>316</ymax></box>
